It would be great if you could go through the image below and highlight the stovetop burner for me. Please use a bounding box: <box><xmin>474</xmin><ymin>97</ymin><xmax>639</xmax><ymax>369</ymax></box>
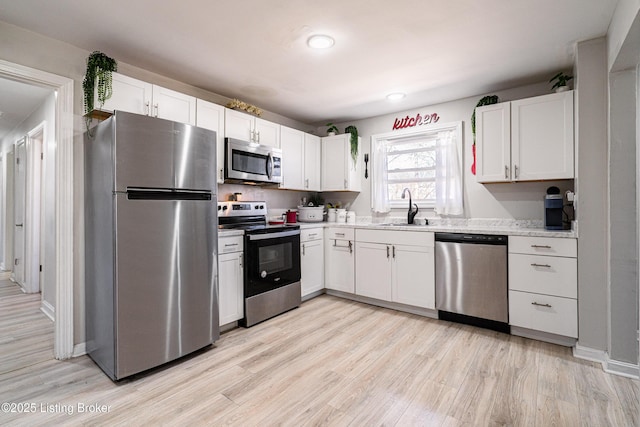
<box><xmin>217</xmin><ymin>201</ymin><xmax>299</xmax><ymax>233</ymax></box>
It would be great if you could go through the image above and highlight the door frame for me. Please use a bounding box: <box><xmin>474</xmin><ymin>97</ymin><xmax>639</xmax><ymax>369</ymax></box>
<box><xmin>12</xmin><ymin>137</ymin><xmax>26</xmax><ymax>288</ymax></box>
<box><xmin>0</xmin><ymin>59</ymin><xmax>74</xmax><ymax>360</ymax></box>
<box><xmin>25</xmin><ymin>122</ymin><xmax>45</xmax><ymax>294</ymax></box>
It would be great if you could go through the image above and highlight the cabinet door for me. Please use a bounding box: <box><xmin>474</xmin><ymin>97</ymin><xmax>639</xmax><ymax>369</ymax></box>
<box><xmin>254</xmin><ymin>117</ymin><xmax>281</xmax><ymax>148</ymax></box>
<box><xmin>476</xmin><ymin>102</ymin><xmax>511</xmax><ymax>183</ymax></box>
<box><xmin>511</xmin><ymin>91</ymin><xmax>574</xmax><ymax>180</ymax></box>
<box><xmin>151</xmin><ymin>85</ymin><xmax>196</xmax><ymax>125</ymax></box>
<box><xmin>392</xmin><ymin>245</ymin><xmax>434</xmax><ymax>309</ymax></box>
<box><xmin>280</xmin><ymin>126</ymin><xmax>305</xmax><ymax>190</ymax></box>
<box><xmin>218</xmin><ymin>252</ymin><xmax>244</xmax><ymax>325</ymax></box>
<box><xmin>355</xmin><ymin>242</ymin><xmax>392</xmax><ymax>300</ymax></box>
<box><xmin>301</xmin><ymin>239</ymin><xmax>324</xmax><ymax>297</ymax></box>
<box><xmin>325</xmin><ymin>237</ymin><xmax>354</xmax><ymax>293</ymax></box>
<box><xmin>196</xmin><ymin>99</ymin><xmax>226</xmax><ymax>183</ymax></box>
<box><xmin>99</xmin><ymin>72</ymin><xmax>152</xmax><ymax>115</ymax></box>
<box><xmin>322</xmin><ymin>135</ymin><xmax>348</xmax><ymax>191</ymax></box>
<box><xmin>225</xmin><ymin>108</ymin><xmax>254</xmax><ymax>141</ymax></box>
<box><xmin>304</xmin><ymin>134</ymin><xmax>321</xmax><ymax>191</ymax></box>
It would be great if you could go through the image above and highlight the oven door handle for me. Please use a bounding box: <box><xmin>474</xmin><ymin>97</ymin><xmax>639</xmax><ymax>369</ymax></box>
<box><xmin>247</xmin><ymin>229</ymin><xmax>300</xmax><ymax>240</ymax></box>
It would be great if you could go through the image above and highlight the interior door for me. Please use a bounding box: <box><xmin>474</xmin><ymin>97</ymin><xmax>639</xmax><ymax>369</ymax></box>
<box><xmin>13</xmin><ymin>138</ymin><xmax>25</xmax><ymax>286</ymax></box>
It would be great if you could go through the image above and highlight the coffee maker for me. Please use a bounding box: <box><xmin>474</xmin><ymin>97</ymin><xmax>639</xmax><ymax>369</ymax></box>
<box><xmin>544</xmin><ymin>186</ymin><xmax>564</xmax><ymax>230</ymax></box>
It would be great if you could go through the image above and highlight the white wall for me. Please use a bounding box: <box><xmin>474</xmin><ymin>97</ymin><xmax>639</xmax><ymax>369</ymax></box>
<box><xmin>575</xmin><ymin>38</ymin><xmax>609</xmax><ymax>354</ymax></box>
<box><xmin>608</xmin><ymin>0</ymin><xmax>640</xmax><ymax>71</ymax></box>
<box><xmin>326</xmin><ymin>82</ymin><xmax>574</xmax><ymax>220</ymax></box>
<box><xmin>0</xmin><ymin>91</ymin><xmax>56</xmax><ymax>311</ymax></box>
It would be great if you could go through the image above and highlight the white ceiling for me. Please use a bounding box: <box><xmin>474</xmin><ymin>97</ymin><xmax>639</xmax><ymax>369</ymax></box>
<box><xmin>0</xmin><ymin>78</ymin><xmax>52</xmax><ymax>141</ymax></box>
<box><xmin>0</xmin><ymin>0</ymin><xmax>618</xmax><ymax>125</ymax></box>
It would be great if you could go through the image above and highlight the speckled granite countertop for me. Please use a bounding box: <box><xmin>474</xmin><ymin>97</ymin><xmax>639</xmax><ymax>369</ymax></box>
<box><xmin>297</xmin><ymin>218</ymin><xmax>577</xmax><ymax>239</ymax></box>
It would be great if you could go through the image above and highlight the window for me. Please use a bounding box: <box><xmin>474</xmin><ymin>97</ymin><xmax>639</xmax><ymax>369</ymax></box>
<box><xmin>386</xmin><ymin>134</ymin><xmax>437</xmax><ymax>207</ymax></box>
<box><xmin>371</xmin><ymin>122</ymin><xmax>463</xmax><ymax>215</ymax></box>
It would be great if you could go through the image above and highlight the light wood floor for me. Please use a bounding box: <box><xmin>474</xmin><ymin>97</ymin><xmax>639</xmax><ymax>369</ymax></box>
<box><xmin>0</xmin><ymin>286</ymin><xmax>638</xmax><ymax>426</ymax></box>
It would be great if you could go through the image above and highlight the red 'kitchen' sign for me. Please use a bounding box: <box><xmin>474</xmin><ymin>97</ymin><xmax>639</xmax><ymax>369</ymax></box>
<box><xmin>392</xmin><ymin>112</ymin><xmax>440</xmax><ymax>130</ymax></box>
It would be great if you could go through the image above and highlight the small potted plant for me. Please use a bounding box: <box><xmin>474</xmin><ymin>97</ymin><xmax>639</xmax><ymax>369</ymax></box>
<box><xmin>326</xmin><ymin>123</ymin><xmax>339</xmax><ymax>136</ymax></box>
<box><xmin>549</xmin><ymin>72</ymin><xmax>573</xmax><ymax>92</ymax></box>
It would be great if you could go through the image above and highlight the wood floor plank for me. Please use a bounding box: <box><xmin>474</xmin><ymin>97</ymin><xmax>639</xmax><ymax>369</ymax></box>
<box><xmin>1</xmin><ymin>290</ymin><xmax>638</xmax><ymax>426</ymax></box>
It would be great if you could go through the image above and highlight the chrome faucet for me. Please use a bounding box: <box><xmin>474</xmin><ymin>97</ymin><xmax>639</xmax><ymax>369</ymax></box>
<box><xmin>401</xmin><ymin>188</ymin><xmax>419</xmax><ymax>224</ymax></box>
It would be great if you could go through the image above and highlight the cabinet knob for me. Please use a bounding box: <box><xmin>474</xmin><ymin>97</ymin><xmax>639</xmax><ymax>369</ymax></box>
<box><xmin>514</xmin><ymin>165</ymin><xmax>519</xmax><ymax>179</ymax></box>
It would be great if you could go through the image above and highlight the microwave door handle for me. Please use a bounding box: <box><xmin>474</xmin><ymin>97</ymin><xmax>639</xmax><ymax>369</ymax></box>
<box><xmin>266</xmin><ymin>152</ymin><xmax>273</xmax><ymax>180</ymax></box>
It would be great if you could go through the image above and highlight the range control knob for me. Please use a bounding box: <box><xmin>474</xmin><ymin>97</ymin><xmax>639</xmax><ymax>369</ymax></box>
<box><xmin>260</xmin><ymin>270</ymin><xmax>267</xmax><ymax>278</ymax></box>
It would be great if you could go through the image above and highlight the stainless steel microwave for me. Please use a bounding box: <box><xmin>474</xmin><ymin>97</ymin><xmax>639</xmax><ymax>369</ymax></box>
<box><xmin>225</xmin><ymin>138</ymin><xmax>282</xmax><ymax>184</ymax></box>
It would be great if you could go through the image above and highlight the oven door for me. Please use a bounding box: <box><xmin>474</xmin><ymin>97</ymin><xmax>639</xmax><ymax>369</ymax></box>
<box><xmin>245</xmin><ymin>229</ymin><xmax>301</xmax><ymax>297</ymax></box>
<box><xmin>225</xmin><ymin>138</ymin><xmax>282</xmax><ymax>183</ymax></box>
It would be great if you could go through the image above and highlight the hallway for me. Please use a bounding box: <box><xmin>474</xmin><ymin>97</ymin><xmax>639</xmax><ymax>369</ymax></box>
<box><xmin>0</xmin><ymin>279</ymin><xmax>53</xmax><ymax>375</ymax></box>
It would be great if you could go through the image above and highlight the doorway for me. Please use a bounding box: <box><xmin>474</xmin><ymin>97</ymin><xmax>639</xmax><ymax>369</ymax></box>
<box><xmin>0</xmin><ymin>59</ymin><xmax>74</xmax><ymax>359</ymax></box>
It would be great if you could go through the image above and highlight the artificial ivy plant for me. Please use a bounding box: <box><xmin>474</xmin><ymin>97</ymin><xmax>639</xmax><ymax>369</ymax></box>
<box><xmin>471</xmin><ymin>95</ymin><xmax>499</xmax><ymax>144</ymax></box>
<box><xmin>82</xmin><ymin>51</ymin><xmax>118</xmax><ymax>114</ymax></box>
<box><xmin>345</xmin><ymin>125</ymin><xmax>359</xmax><ymax>165</ymax></box>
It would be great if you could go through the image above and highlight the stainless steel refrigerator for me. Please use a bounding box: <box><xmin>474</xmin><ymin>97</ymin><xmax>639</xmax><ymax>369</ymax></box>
<box><xmin>85</xmin><ymin>111</ymin><xmax>219</xmax><ymax>380</ymax></box>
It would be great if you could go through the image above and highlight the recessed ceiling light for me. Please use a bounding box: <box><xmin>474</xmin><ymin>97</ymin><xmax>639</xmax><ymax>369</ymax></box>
<box><xmin>386</xmin><ymin>92</ymin><xmax>406</xmax><ymax>101</ymax></box>
<box><xmin>307</xmin><ymin>34</ymin><xmax>335</xmax><ymax>49</ymax></box>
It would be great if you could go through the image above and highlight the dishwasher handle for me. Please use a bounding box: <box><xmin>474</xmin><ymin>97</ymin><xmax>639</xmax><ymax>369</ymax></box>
<box><xmin>435</xmin><ymin>232</ymin><xmax>507</xmax><ymax>245</ymax></box>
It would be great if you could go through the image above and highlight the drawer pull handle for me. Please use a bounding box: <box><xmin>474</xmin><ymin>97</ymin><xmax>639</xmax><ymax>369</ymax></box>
<box><xmin>531</xmin><ymin>263</ymin><xmax>551</xmax><ymax>268</ymax></box>
<box><xmin>531</xmin><ymin>302</ymin><xmax>552</xmax><ymax>308</ymax></box>
<box><xmin>224</xmin><ymin>243</ymin><xmax>239</xmax><ymax>247</ymax></box>
<box><xmin>335</xmin><ymin>233</ymin><xmax>345</xmax><ymax>237</ymax></box>
<box><xmin>531</xmin><ymin>244</ymin><xmax>552</xmax><ymax>249</ymax></box>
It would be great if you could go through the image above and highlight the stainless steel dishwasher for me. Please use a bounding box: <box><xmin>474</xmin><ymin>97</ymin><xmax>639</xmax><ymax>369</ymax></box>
<box><xmin>435</xmin><ymin>232</ymin><xmax>509</xmax><ymax>333</ymax></box>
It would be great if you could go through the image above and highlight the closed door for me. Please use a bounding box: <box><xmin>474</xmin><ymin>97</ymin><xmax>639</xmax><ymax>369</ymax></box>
<box><xmin>115</xmin><ymin>194</ymin><xmax>216</xmax><ymax>378</ymax></box>
<box><xmin>325</xmin><ymin>239</ymin><xmax>354</xmax><ymax>293</ymax></box>
<box><xmin>301</xmin><ymin>239</ymin><xmax>323</xmax><ymax>296</ymax></box>
<box><xmin>13</xmin><ymin>139</ymin><xmax>25</xmax><ymax>286</ymax></box>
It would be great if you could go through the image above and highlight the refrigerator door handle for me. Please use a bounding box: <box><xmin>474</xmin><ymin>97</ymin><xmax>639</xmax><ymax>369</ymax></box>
<box><xmin>126</xmin><ymin>188</ymin><xmax>212</xmax><ymax>201</ymax></box>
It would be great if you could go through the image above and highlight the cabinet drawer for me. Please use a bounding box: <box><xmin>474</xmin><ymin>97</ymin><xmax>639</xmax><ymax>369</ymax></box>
<box><xmin>356</xmin><ymin>229</ymin><xmax>434</xmax><ymax>247</ymax></box>
<box><xmin>508</xmin><ymin>253</ymin><xmax>577</xmax><ymax>298</ymax></box>
<box><xmin>509</xmin><ymin>236</ymin><xmax>576</xmax><ymax>257</ymax></box>
<box><xmin>218</xmin><ymin>235</ymin><xmax>243</xmax><ymax>253</ymax></box>
<box><xmin>509</xmin><ymin>290</ymin><xmax>577</xmax><ymax>338</ymax></box>
<box><xmin>326</xmin><ymin>227</ymin><xmax>354</xmax><ymax>240</ymax></box>
<box><xmin>301</xmin><ymin>228</ymin><xmax>323</xmax><ymax>242</ymax></box>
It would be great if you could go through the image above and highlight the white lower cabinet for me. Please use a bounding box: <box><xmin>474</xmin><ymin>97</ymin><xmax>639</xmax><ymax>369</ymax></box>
<box><xmin>355</xmin><ymin>229</ymin><xmax>435</xmax><ymax>309</ymax></box>
<box><xmin>301</xmin><ymin>228</ymin><xmax>324</xmax><ymax>297</ymax></box>
<box><xmin>218</xmin><ymin>235</ymin><xmax>244</xmax><ymax>325</ymax></box>
<box><xmin>508</xmin><ymin>236</ymin><xmax>577</xmax><ymax>338</ymax></box>
<box><xmin>324</xmin><ymin>228</ymin><xmax>355</xmax><ymax>293</ymax></box>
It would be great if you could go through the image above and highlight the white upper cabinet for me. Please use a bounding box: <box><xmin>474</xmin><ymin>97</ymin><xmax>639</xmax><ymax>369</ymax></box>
<box><xmin>280</xmin><ymin>127</ymin><xmax>322</xmax><ymax>191</ymax></box>
<box><xmin>511</xmin><ymin>92</ymin><xmax>574</xmax><ymax>181</ymax></box>
<box><xmin>321</xmin><ymin>134</ymin><xmax>361</xmax><ymax>191</ymax></box>
<box><xmin>225</xmin><ymin>108</ymin><xmax>280</xmax><ymax>148</ymax></box>
<box><xmin>97</xmin><ymin>72</ymin><xmax>196</xmax><ymax>125</ymax></box>
<box><xmin>195</xmin><ymin>99</ymin><xmax>226</xmax><ymax>184</ymax></box>
<box><xmin>304</xmin><ymin>133</ymin><xmax>321</xmax><ymax>191</ymax></box>
<box><xmin>476</xmin><ymin>91</ymin><xmax>574</xmax><ymax>183</ymax></box>
<box><xmin>476</xmin><ymin>103</ymin><xmax>511</xmax><ymax>182</ymax></box>
<box><xmin>151</xmin><ymin>85</ymin><xmax>196</xmax><ymax>126</ymax></box>
<box><xmin>97</xmin><ymin>72</ymin><xmax>152</xmax><ymax>116</ymax></box>
<box><xmin>280</xmin><ymin>126</ymin><xmax>305</xmax><ymax>190</ymax></box>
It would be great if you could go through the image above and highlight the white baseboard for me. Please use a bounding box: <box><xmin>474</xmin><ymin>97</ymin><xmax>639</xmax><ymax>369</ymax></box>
<box><xmin>40</xmin><ymin>300</ymin><xmax>55</xmax><ymax>321</ymax></box>
<box><xmin>573</xmin><ymin>344</ymin><xmax>607</xmax><ymax>364</ymax></box>
<box><xmin>73</xmin><ymin>342</ymin><xmax>86</xmax><ymax>357</ymax></box>
<box><xmin>574</xmin><ymin>344</ymin><xmax>639</xmax><ymax>379</ymax></box>
<box><xmin>605</xmin><ymin>357</ymin><xmax>640</xmax><ymax>379</ymax></box>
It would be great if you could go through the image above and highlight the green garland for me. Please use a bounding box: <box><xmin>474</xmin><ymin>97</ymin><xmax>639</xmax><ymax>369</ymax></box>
<box><xmin>82</xmin><ymin>51</ymin><xmax>117</xmax><ymax>114</ymax></box>
<box><xmin>471</xmin><ymin>95</ymin><xmax>499</xmax><ymax>144</ymax></box>
<box><xmin>345</xmin><ymin>125</ymin><xmax>359</xmax><ymax>165</ymax></box>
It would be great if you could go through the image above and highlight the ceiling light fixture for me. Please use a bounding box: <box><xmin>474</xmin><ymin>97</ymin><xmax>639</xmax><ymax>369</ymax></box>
<box><xmin>307</xmin><ymin>34</ymin><xmax>335</xmax><ymax>49</ymax></box>
<box><xmin>386</xmin><ymin>92</ymin><xmax>406</xmax><ymax>101</ymax></box>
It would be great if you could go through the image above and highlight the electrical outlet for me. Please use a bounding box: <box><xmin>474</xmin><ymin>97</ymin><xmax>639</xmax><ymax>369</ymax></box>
<box><xmin>565</xmin><ymin>190</ymin><xmax>575</xmax><ymax>203</ymax></box>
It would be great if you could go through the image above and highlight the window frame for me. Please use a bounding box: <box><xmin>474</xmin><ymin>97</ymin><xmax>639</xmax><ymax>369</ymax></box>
<box><xmin>370</xmin><ymin>121</ymin><xmax>463</xmax><ymax>210</ymax></box>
